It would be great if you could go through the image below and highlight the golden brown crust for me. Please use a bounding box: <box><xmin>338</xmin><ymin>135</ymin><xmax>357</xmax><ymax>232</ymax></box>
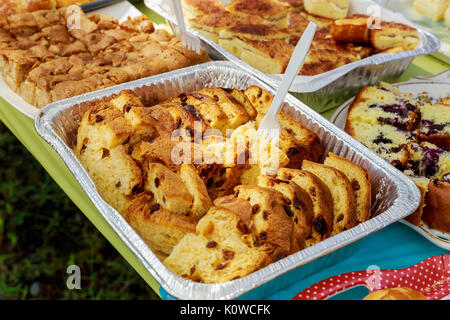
<box><xmin>363</xmin><ymin>287</ymin><xmax>428</xmax><ymax>300</ymax></box>
<box><xmin>125</xmin><ymin>193</ymin><xmax>196</xmax><ymax>256</ymax></box>
<box><xmin>234</xmin><ymin>185</ymin><xmax>293</xmax><ymax>260</ymax></box>
<box><xmin>331</xmin><ymin>15</ymin><xmax>370</xmax><ymax>44</ymax></box>
<box><xmin>422</xmin><ymin>180</ymin><xmax>450</xmax><ymax>233</ymax></box>
<box><xmin>227</xmin><ymin>0</ymin><xmax>290</xmax><ymax>21</ymax></box>
<box><xmin>0</xmin><ymin>7</ymin><xmax>210</xmax><ymax>108</ymax></box>
<box><xmin>256</xmin><ymin>176</ymin><xmax>314</xmax><ymax>253</ymax></box>
<box><xmin>324</xmin><ymin>152</ymin><xmax>371</xmax><ymax>223</ymax></box>
<box><xmin>277</xmin><ymin>168</ymin><xmax>334</xmax><ymax>244</ymax></box>
<box><xmin>302</xmin><ymin>160</ymin><xmax>357</xmax><ymax>235</ymax></box>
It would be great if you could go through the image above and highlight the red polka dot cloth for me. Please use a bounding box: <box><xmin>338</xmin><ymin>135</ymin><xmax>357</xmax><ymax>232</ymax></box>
<box><xmin>292</xmin><ymin>254</ymin><xmax>450</xmax><ymax>300</ymax></box>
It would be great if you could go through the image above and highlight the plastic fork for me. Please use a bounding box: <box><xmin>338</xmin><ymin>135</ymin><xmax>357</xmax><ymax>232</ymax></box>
<box><xmin>257</xmin><ymin>22</ymin><xmax>317</xmax><ymax>146</ymax></box>
<box><xmin>170</xmin><ymin>0</ymin><xmax>201</xmax><ymax>54</ymax></box>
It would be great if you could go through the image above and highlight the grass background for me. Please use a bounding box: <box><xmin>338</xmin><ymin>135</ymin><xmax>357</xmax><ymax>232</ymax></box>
<box><xmin>0</xmin><ymin>122</ymin><xmax>159</xmax><ymax>299</ymax></box>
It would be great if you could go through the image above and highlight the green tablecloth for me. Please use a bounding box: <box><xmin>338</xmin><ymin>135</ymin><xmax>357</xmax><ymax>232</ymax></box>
<box><xmin>0</xmin><ymin>1</ymin><xmax>449</xmax><ymax>299</ymax></box>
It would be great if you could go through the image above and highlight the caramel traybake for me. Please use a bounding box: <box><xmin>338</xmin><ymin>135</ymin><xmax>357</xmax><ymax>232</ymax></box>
<box><xmin>74</xmin><ymin>85</ymin><xmax>372</xmax><ymax>283</ymax></box>
<box><xmin>185</xmin><ymin>0</ymin><xmax>419</xmax><ymax>75</ymax></box>
<box><xmin>0</xmin><ymin>6</ymin><xmax>210</xmax><ymax>108</ymax></box>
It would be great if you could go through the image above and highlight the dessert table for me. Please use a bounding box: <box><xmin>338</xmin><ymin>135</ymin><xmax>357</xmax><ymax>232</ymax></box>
<box><xmin>0</xmin><ymin>1</ymin><xmax>448</xmax><ymax>300</ymax></box>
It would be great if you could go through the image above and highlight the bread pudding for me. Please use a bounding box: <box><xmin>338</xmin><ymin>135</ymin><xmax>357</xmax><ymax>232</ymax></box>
<box><xmin>0</xmin><ymin>6</ymin><xmax>210</xmax><ymax>108</ymax></box>
<box><xmin>184</xmin><ymin>0</ymin><xmax>419</xmax><ymax>76</ymax></box>
<box><xmin>345</xmin><ymin>82</ymin><xmax>450</xmax><ymax>233</ymax></box>
<box><xmin>73</xmin><ymin>85</ymin><xmax>373</xmax><ymax>283</ymax></box>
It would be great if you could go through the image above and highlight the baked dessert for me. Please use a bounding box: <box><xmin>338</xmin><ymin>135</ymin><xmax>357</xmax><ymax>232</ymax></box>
<box><xmin>413</xmin><ymin>0</ymin><xmax>449</xmax><ymax>22</ymax></box>
<box><xmin>125</xmin><ymin>192</ymin><xmax>197</xmax><ymax>259</ymax></box>
<box><xmin>0</xmin><ymin>0</ymin><xmax>55</xmax><ymax>15</ymax></box>
<box><xmin>0</xmin><ymin>6</ymin><xmax>210</xmax><ymax>108</ymax></box>
<box><xmin>369</xmin><ymin>21</ymin><xmax>419</xmax><ymax>51</ymax></box>
<box><xmin>302</xmin><ymin>160</ymin><xmax>357</xmax><ymax>235</ymax></box>
<box><xmin>277</xmin><ymin>168</ymin><xmax>334</xmax><ymax>245</ymax></box>
<box><xmin>181</xmin><ymin>0</ymin><xmax>227</xmax><ymax>19</ymax></box>
<box><xmin>422</xmin><ymin>179</ymin><xmax>450</xmax><ymax>233</ymax></box>
<box><xmin>418</xmin><ymin>101</ymin><xmax>450</xmax><ymax>151</ymax></box>
<box><xmin>345</xmin><ymin>82</ymin><xmax>419</xmax><ymax>168</ymax></box>
<box><xmin>303</xmin><ymin>0</ymin><xmax>349</xmax><ymax>20</ymax></box>
<box><xmin>256</xmin><ymin>175</ymin><xmax>314</xmax><ymax>253</ymax></box>
<box><xmin>363</xmin><ymin>287</ymin><xmax>428</xmax><ymax>300</ymax></box>
<box><xmin>323</xmin><ymin>152</ymin><xmax>371</xmax><ymax>223</ymax></box>
<box><xmin>74</xmin><ymin>86</ymin><xmax>375</xmax><ymax>283</ymax></box>
<box><xmin>164</xmin><ymin>202</ymin><xmax>271</xmax><ymax>283</ymax></box>
<box><xmin>226</xmin><ymin>0</ymin><xmax>290</xmax><ymax>23</ymax></box>
<box><xmin>345</xmin><ymin>83</ymin><xmax>450</xmax><ymax>233</ymax></box>
<box><xmin>187</xmin><ymin>0</ymin><xmax>418</xmax><ymax>76</ymax></box>
<box><xmin>331</xmin><ymin>14</ymin><xmax>370</xmax><ymax>44</ymax></box>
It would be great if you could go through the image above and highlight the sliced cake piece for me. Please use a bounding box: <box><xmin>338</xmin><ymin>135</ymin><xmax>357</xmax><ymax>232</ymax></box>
<box><xmin>144</xmin><ymin>162</ymin><xmax>193</xmax><ymax>215</ymax></box>
<box><xmin>304</xmin><ymin>0</ymin><xmax>349</xmax><ymax>20</ymax></box>
<box><xmin>302</xmin><ymin>160</ymin><xmax>357</xmax><ymax>235</ymax></box>
<box><xmin>324</xmin><ymin>153</ymin><xmax>372</xmax><ymax>223</ymax></box>
<box><xmin>188</xmin><ymin>11</ymin><xmax>237</xmax><ymax>43</ymax></box>
<box><xmin>195</xmin><ymin>87</ymin><xmax>252</xmax><ymax>130</ymax></box>
<box><xmin>125</xmin><ymin>193</ymin><xmax>196</xmax><ymax>259</ymax></box>
<box><xmin>226</xmin><ymin>0</ymin><xmax>290</xmax><ymax>22</ymax></box>
<box><xmin>256</xmin><ymin>175</ymin><xmax>314</xmax><ymax>253</ymax></box>
<box><xmin>405</xmin><ymin>142</ymin><xmax>450</xmax><ymax>180</ymax></box>
<box><xmin>182</xmin><ymin>0</ymin><xmax>227</xmax><ymax>19</ymax></box>
<box><xmin>164</xmin><ymin>205</ymin><xmax>270</xmax><ymax>283</ymax></box>
<box><xmin>331</xmin><ymin>14</ymin><xmax>370</xmax><ymax>44</ymax></box>
<box><xmin>233</xmin><ymin>185</ymin><xmax>293</xmax><ymax>260</ymax></box>
<box><xmin>422</xmin><ymin>178</ymin><xmax>450</xmax><ymax>234</ymax></box>
<box><xmin>345</xmin><ymin>82</ymin><xmax>420</xmax><ymax>132</ymax></box>
<box><xmin>277</xmin><ymin>168</ymin><xmax>334</xmax><ymax>245</ymax></box>
<box><xmin>369</xmin><ymin>21</ymin><xmax>419</xmax><ymax>51</ymax></box>
<box><xmin>167</xmin><ymin>92</ymin><xmax>229</xmax><ymax>134</ymax></box>
<box><xmin>108</xmin><ymin>90</ymin><xmax>158</xmax><ymax>145</ymax></box>
<box><xmin>418</xmin><ymin>101</ymin><xmax>450</xmax><ymax>151</ymax></box>
<box><xmin>178</xmin><ymin>164</ymin><xmax>213</xmax><ymax>221</ymax></box>
<box><xmin>79</xmin><ymin>144</ymin><xmax>142</xmax><ymax>215</ymax></box>
<box><xmin>402</xmin><ymin>173</ymin><xmax>429</xmax><ymax>226</ymax></box>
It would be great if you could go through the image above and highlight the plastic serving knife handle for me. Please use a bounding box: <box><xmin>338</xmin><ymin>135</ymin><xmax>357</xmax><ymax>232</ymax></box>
<box><xmin>267</xmin><ymin>22</ymin><xmax>317</xmax><ymax>117</ymax></box>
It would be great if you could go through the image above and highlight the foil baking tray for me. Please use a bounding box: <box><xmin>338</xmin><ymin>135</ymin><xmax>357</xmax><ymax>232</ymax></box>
<box><xmin>144</xmin><ymin>0</ymin><xmax>440</xmax><ymax>113</ymax></box>
<box><xmin>35</xmin><ymin>61</ymin><xmax>421</xmax><ymax>300</ymax></box>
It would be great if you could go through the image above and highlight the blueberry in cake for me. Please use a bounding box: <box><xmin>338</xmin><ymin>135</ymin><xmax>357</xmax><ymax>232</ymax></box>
<box><xmin>345</xmin><ymin>82</ymin><xmax>450</xmax><ymax>233</ymax></box>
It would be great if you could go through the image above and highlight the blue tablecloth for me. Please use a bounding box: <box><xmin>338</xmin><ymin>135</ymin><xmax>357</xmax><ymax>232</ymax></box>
<box><xmin>265</xmin><ymin>222</ymin><xmax>447</xmax><ymax>300</ymax></box>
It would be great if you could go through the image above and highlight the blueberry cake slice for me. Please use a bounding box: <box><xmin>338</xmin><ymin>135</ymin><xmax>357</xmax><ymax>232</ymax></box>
<box><xmin>418</xmin><ymin>101</ymin><xmax>450</xmax><ymax>151</ymax></box>
<box><xmin>405</xmin><ymin>142</ymin><xmax>450</xmax><ymax>180</ymax></box>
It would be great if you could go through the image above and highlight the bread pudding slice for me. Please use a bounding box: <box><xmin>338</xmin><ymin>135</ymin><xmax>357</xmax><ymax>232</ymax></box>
<box><xmin>144</xmin><ymin>162</ymin><xmax>194</xmax><ymax>215</ymax></box>
<box><xmin>178</xmin><ymin>164</ymin><xmax>213</xmax><ymax>221</ymax></box>
<box><xmin>257</xmin><ymin>175</ymin><xmax>314</xmax><ymax>253</ymax></box>
<box><xmin>331</xmin><ymin>14</ymin><xmax>370</xmax><ymax>44</ymax></box>
<box><xmin>370</xmin><ymin>21</ymin><xmax>419</xmax><ymax>51</ymax></box>
<box><xmin>234</xmin><ymin>185</ymin><xmax>293</xmax><ymax>260</ymax></box>
<box><xmin>304</xmin><ymin>0</ymin><xmax>349</xmax><ymax>20</ymax></box>
<box><xmin>125</xmin><ymin>192</ymin><xmax>196</xmax><ymax>259</ymax></box>
<box><xmin>182</xmin><ymin>0</ymin><xmax>227</xmax><ymax>19</ymax></box>
<box><xmin>302</xmin><ymin>160</ymin><xmax>357</xmax><ymax>235</ymax></box>
<box><xmin>324</xmin><ymin>153</ymin><xmax>371</xmax><ymax>223</ymax></box>
<box><xmin>226</xmin><ymin>0</ymin><xmax>290</xmax><ymax>23</ymax></box>
<box><xmin>164</xmin><ymin>202</ymin><xmax>270</xmax><ymax>283</ymax></box>
<box><xmin>277</xmin><ymin>168</ymin><xmax>333</xmax><ymax>245</ymax></box>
